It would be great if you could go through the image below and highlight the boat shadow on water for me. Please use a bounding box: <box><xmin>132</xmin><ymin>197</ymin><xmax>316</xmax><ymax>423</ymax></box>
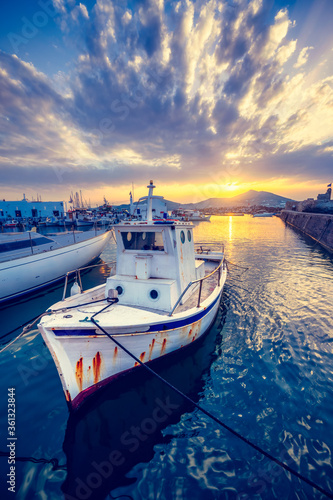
<box><xmin>61</xmin><ymin>295</ymin><xmax>228</xmax><ymax>500</ymax></box>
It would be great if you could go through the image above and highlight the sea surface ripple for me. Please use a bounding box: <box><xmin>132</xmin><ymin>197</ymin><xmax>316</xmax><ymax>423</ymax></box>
<box><xmin>0</xmin><ymin>215</ymin><xmax>332</xmax><ymax>499</ymax></box>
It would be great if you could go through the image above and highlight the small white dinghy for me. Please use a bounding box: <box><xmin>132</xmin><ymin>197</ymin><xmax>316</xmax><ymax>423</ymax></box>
<box><xmin>38</xmin><ymin>181</ymin><xmax>227</xmax><ymax>410</ymax></box>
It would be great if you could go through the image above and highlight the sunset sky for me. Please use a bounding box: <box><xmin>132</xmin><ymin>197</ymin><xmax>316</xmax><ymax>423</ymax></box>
<box><xmin>0</xmin><ymin>0</ymin><xmax>332</xmax><ymax>205</ymax></box>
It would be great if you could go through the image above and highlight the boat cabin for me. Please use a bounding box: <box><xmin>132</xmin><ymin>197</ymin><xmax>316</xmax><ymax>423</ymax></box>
<box><xmin>105</xmin><ymin>221</ymin><xmax>204</xmax><ymax>312</ymax></box>
<box><xmin>105</xmin><ymin>182</ymin><xmax>204</xmax><ymax>312</ymax></box>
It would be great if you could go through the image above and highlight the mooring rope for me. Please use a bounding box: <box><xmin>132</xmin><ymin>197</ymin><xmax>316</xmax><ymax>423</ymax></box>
<box><xmin>0</xmin><ymin>313</ymin><xmax>44</xmax><ymax>341</ymax></box>
<box><xmin>0</xmin><ymin>297</ymin><xmax>109</xmax><ymax>352</ymax></box>
<box><xmin>0</xmin><ymin>313</ymin><xmax>50</xmax><ymax>354</ymax></box>
<box><xmin>0</xmin><ymin>451</ymin><xmax>66</xmax><ymax>470</ymax></box>
<box><xmin>90</xmin><ymin>311</ymin><xmax>333</xmax><ymax>499</ymax></box>
<box><xmin>225</xmin><ymin>259</ymin><xmax>249</xmax><ymax>270</ymax></box>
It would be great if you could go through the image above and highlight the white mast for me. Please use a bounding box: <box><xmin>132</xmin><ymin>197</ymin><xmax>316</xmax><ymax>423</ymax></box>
<box><xmin>129</xmin><ymin>191</ymin><xmax>134</xmax><ymax>215</ymax></box>
<box><xmin>147</xmin><ymin>180</ymin><xmax>155</xmax><ymax>222</ymax></box>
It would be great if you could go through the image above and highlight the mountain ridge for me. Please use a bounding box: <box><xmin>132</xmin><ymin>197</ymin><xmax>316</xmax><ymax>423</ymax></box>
<box><xmin>115</xmin><ymin>190</ymin><xmax>295</xmax><ymax>211</ymax></box>
<box><xmin>164</xmin><ymin>190</ymin><xmax>295</xmax><ymax>210</ymax></box>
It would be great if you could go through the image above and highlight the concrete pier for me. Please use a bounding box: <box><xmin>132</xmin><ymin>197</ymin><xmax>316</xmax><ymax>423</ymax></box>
<box><xmin>280</xmin><ymin>210</ymin><xmax>333</xmax><ymax>253</ymax></box>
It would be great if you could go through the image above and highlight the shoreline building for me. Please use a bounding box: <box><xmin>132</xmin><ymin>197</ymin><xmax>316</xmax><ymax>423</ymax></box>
<box><xmin>0</xmin><ymin>195</ymin><xmax>65</xmax><ymax>221</ymax></box>
<box><xmin>285</xmin><ymin>184</ymin><xmax>332</xmax><ymax>213</ymax></box>
<box><xmin>129</xmin><ymin>187</ymin><xmax>168</xmax><ymax>219</ymax></box>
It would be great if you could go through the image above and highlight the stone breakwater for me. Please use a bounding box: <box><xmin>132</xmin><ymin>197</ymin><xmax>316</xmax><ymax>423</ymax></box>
<box><xmin>280</xmin><ymin>210</ymin><xmax>333</xmax><ymax>253</ymax></box>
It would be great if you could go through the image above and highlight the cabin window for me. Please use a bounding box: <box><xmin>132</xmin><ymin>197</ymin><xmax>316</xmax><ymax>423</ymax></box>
<box><xmin>187</xmin><ymin>230</ymin><xmax>192</xmax><ymax>242</ymax></box>
<box><xmin>149</xmin><ymin>289</ymin><xmax>159</xmax><ymax>300</ymax></box>
<box><xmin>180</xmin><ymin>230</ymin><xmax>185</xmax><ymax>244</ymax></box>
<box><xmin>121</xmin><ymin>231</ymin><xmax>164</xmax><ymax>251</ymax></box>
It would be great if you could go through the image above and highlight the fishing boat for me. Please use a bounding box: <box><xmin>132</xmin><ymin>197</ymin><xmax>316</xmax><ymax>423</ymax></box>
<box><xmin>252</xmin><ymin>212</ymin><xmax>276</xmax><ymax>217</ymax></box>
<box><xmin>62</xmin><ymin>305</ymin><xmax>226</xmax><ymax>498</ymax></box>
<box><xmin>38</xmin><ymin>181</ymin><xmax>227</xmax><ymax>411</ymax></box>
<box><xmin>2</xmin><ymin>219</ymin><xmax>19</xmax><ymax>228</ymax></box>
<box><xmin>0</xmin><ymin>228</ymin><xmax>111</xmax><ymax>303</ymax></box>
<box><xmin>173</xmin><ymin>209</ymin><xmax>211</xmax><ymax>222</ymax></box>
<box><xmin>45</xmin><ymin>216</ymin><xmax>59</xmax><ymax>226</ymax></box>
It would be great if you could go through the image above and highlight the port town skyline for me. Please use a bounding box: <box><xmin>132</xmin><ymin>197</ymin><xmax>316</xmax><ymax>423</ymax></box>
<box><xmin>0</xmin><ymin>0</ymin><xmax>332</xmax><ymax>204</ymax></box>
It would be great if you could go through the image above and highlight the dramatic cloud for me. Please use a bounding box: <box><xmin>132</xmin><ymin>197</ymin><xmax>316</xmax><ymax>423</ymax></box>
<box><xmin>0</xmin><ymin>0</ymin><xmax>332</xmax><ymax>202</ymax></box>
<box><xmin>294</xmin><ymin>46</ymin><xmax>313</xmax><ymax>69</ymax></box>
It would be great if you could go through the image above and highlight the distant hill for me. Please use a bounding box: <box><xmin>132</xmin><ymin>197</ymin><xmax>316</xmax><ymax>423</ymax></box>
<box><xmin>172</xmin><ymin>190</ymin><xmax>295</xmax><ymax>209</ymax></box>
<box><xmin>114</xmin><ymin>190</ymin><xmax>295</xmax><ymax>211</ymax></box>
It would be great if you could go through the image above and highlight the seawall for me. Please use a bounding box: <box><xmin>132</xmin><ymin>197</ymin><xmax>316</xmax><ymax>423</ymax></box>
<box><xmin>280</xmin><ymin>210</ymin><xmax>333</xmax><ymax>253</ymax></box>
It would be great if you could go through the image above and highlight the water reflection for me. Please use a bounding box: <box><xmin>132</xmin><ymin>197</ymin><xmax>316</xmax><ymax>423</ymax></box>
<box><xmin>228</xmin><ymin>216</ymin><xmax>233</xmax><ymax>242</ymax></box>
<box><xmin>62</xmin><ymin>302</ymin><xmax>227</xmax><ymax>500</ymax></box>
<box><xmin>1</xmin><ymin>215</ymin><xmax>332</xmax><ymax>499</ymax></box>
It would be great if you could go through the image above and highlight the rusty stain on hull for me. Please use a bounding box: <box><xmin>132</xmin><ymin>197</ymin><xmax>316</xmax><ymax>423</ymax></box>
<box><xmin>92</xmin><ymin>351</ymin><xmax>102</xmax><ymax>384</ymax></box>
<box><xmin>65</xmin><ymin>390</ymin><xmax>71</xmax><ymax>402</ymax></box>
<box><xmin>148</xmin><ymin>338</ymin><xmax>155</xmax><ymax>360</ymax></box>
<box><xmin>161</xmin><ymin>338</ymin><xmax>167</xmax><ymax>355</ymax></box>
<box><xmin>140</xmin><ymin>351</ymin><xmax>146</xmax><ymax>362</ymax></box>
<box><xmin>113</xmin><ymin>347</ymin><xmax>118</xmax><ymax>364</ymax></box>
<box><xmin>75</xmin><ymin>357</ymin><xmax>83</xmax><ymax>392</ymax></box>
<box><xmin>87</xmin><ymin>365</ymin><xmax>92</xmax><ymax>383</ymax></box>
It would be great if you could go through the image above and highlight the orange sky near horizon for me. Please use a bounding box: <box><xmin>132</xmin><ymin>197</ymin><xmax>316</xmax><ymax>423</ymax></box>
<box><xmin>2</xmin><ymin>178</ymin><xmax>331</xmax><ymax>206</ymax></box>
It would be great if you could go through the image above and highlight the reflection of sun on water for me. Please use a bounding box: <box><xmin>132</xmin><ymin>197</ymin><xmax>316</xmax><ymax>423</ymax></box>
<box><xmin>98</xmin><ymin>263</ymin><xmax>112</xmax><ymax>279</ymax></box>
<box><xmin>228</xmin><ymin>216</ymin><xmax>233</xmax><ymax>241</ymax></box>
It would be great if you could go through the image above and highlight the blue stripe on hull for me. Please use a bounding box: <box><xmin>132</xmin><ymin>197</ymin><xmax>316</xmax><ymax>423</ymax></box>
<box><xmin>52</xmin><ymin>293</ymin><xmax>221</xmax><ymax>337</ymax></box>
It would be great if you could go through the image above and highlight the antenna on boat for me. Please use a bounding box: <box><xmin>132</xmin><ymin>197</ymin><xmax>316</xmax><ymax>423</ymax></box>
<box><xmin>147</xmin><ymin>180</ymin><xmax>155</xmax><ymax>222</ymax></box>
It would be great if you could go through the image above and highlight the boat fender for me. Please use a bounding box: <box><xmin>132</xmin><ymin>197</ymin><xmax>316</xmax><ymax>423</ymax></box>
<box><xmin>70</xmin><ymin>281</ymin><xmax>81</xmax><ymax>296</ymax></box>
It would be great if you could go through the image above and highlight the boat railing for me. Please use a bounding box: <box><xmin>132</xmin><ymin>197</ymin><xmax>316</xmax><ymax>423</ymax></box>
<box><xmin>168</xmin><ymin>255</ymin><xmax>225</xmax><ymax>316</ymax></box>
<box><xmin>195</xmin><ymin>242</ymin><xmax>225</xmax><ymax>254</ymax></box>
<box><xmin>62</xmin><ymin>260</ymin><xmax>117</xmax><ymax>300</ymax></box>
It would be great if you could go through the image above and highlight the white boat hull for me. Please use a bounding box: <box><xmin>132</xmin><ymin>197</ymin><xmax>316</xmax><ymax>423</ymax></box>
<box><xmin>0</xmin><ymin>231</ymin><xmax>111</xmax><ymax>303</ymax></box>
<box><xmin>253</xmin><ymin>213</ymin><xmax>275</xmax><ymax>217</ymax></box>
<box><xmin>189</xmin><ymin>216</ymin><xmax>211</xmax><ymax>221</ymax></box>
<box><xmin>39</xmin><ymin>267</ymin><xmax>227</xmax><ymax>410</ymax></box>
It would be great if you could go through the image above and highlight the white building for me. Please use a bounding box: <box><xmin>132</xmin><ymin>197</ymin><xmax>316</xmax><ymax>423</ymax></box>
<box><xmin>0</xmin><ymin>196</ymin><xmax>65</xmax><ymax>221</ymax></box>
<box><xmin>129</xmin><ymin>189</ymin><xmax>168</xmax><ymax>219</ymax></box>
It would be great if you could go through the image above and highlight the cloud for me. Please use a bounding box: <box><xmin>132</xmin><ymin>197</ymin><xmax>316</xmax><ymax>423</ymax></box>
<box><xmin>294</xmin><ymin>46</ymin><xmax>313</xmax><ymax>68</ymax></box>
<box><xmin>0</xmin><ymin>0</ymin><xmax>332</xmax><ymax>200</ymax></box>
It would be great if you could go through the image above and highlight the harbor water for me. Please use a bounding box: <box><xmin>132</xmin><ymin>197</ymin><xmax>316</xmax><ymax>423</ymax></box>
<box><xmin>0</xmin><ymin>215</ymin><xmax>332</xmax><ymax>499</ymax></box>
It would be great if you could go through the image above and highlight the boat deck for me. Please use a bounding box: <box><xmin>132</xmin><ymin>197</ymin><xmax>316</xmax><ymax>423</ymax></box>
<box><xmin>0</xmin><ymin>229</ymin><xmax>109</xmax><ymax>263</ymax></box>
<box><xmin>176</xmin><ymin>261</ymin><xmax>220</xmax><ymax>313</ymax></box>
<box><xmin>50</xmin><ymin>260</ymin><xmax>222</xmax><ymax>320</ymax></box>
<box><xmin>81</xmin><ymin>260</ymin><xmax>220</xmax><ymax>315</ymax></box>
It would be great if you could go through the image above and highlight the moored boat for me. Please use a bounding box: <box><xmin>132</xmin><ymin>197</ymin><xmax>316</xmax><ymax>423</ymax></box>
<box><xmin>61</xmin><ymin>306</ymin><xmax>226</xmax><ymax>498</ymax></box>
<box><xmin>252</xmin><ymin>212</ymin><xmax>276</xmax><ymax>217</ymax></box>
<box><xmin>38</xmin><ymin>181</ymin><xmax>227</xmax><ymax>410</ymax></box>
<box><xmin>3</xmin><ymin>219</ymin><xmax>19</xmax><ymax>228</ymax></box>
<box><xmin>0</xmin><ymin>228</ymin><xmax>111</xmax><ymax>303</ymax></box>
<box><xmin>45</xmin><ymin>216</ymin><xmax>59</xmax><ymax>226</ymax></box>
<box><xmin>173</xmin><ymin>209</ymin><xmax>211</xmax><ymax>222</ymax></box>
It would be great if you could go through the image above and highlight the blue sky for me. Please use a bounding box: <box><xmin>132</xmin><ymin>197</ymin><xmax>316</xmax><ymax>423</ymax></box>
<box><xmin>0</xmin><ymin>0</ymin><xmax>332</xmax><ymax>204</ymax></box>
